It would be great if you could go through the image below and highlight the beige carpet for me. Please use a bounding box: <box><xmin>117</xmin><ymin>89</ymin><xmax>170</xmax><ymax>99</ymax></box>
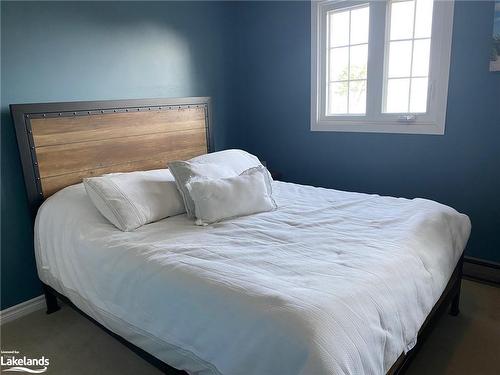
<box><xmin>1</xmin><ymin>279</ymin><xmax>499</xmax><ymax>374</ymax></box>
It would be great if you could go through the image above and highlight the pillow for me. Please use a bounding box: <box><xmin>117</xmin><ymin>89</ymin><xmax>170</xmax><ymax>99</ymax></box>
<box><xmin>83</xmin><ymin>169</ymin><xmax>185</xmax><ymax>231</ymax></box>
<box><xmin>168</xmin><ymin>149</ymin><xmax>270</xmax><ymax>218</ymax></box>
<box><xmin>186</xmin><ymin>166</ymin><xmax>277</xmax><ymax>225</ymax></box>
<box><xmin>168</xmin><ymin>161</ymin><xmax>235</xmax><ymax>219</ymax></box>
<box><xmin>188</xmin><ymin>149</ymin><xmax>264</xmax><ymax>175</ymax></box>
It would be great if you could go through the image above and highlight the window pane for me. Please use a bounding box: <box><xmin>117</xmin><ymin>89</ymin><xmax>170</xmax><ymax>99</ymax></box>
<box><xmin>412</xmin><ymin>39</ymin><xmax>431</xmax><ymax>76</ymax></box>
<box><xmin>350</xmin><ymin>6</ymin><xmax>369</xmax><ymax>45</ymax></box>
<box><xmin>383</xmin><ymin>0</ymin><xmax>433</xmax><ymax>114</ymax></box>
<box><xmin>386</xmin><ymin>78</ymin><xmax>410</xmax><ymax>113</ymax></box>
<box><xmin>388</xmin><ymin>41</ymin><xmax>412</xmax><ymax>78</ymax></box>
<box><xmin>329</xmin><ymin>10</ymin><xmax>350</xmax><ymax>47</ymax></box>
<box><xmin>390</xmin><ymin>1</ymin><xmax>415</xmax><ymax>40</ymax></box>
<box><xmin>349</xmin><ymin>80</ymin><xmax>367</xmax><ymax>114</ymax></box>
<box><xmin>349</xmin><ymin>44</ymin><xmax>368</xmax><ymax>80</ymax></box>
<box><xmin>328</xmin><ymin>82</ymin><xmax>349</xmax><ymax>114</ymax></box>
<box><xmin>409</xmin><ymin>77</ymin><xmax>428</xmax><ymax>112</ymax></box>
<box><xmin>414</xmin><ymin>0</ymin><xmax>434</xmax><ymax>38</ymax></box>
<box><xmin>329</xmin><ymin>47</ymin><xmax>349</xmax><ymax>81</ymax></box>
<box><xmin>327</xmin><ymin>5</ymin><xmax>370</xmax><ymax>116</ymax></box>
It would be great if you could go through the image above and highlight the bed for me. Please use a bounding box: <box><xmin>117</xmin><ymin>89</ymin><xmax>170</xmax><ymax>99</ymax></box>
<box><xmin>11</xmin><ymin>97</ymin><xmax>471</xmax><ymax>375</ymax></box>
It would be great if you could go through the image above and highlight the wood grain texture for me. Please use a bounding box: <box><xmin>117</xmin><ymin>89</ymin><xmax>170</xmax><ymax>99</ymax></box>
<box><xmin>40</xmin><ymin>147</ymin><xmax>206</xmax><ymax>197</ymax></box>
<box><xmin>31</xmin><ymin>107</ymin><xmax>205</xmax><ymax>146</ymax></box>
<box><xmin>31</xmin><ymin>107</ymin><xmax>208</xmax><ymax>197</ymax></box>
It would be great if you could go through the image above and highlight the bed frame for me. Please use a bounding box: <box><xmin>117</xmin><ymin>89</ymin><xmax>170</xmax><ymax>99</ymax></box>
<box><xmin>11</xmin><ymin>97</ymin><xmax>463</xmax><ymax>375</ymax></box>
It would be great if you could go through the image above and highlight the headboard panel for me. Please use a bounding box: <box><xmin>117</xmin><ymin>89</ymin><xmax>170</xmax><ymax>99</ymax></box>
<box><xmin>11</xmin><ymin>97</ymin><xmax>212</xmax><ymax>215</ymax></box>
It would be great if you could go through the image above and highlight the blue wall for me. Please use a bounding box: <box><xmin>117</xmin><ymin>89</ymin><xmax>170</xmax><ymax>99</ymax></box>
<box><xmin>1</xmin><ymin>1</ymin><xmax>499</xmax><ymax>310</ymax></box>
<box><xmin>229</xmin><ymin>1</ymin><xmax>500</xmax><ymax>262</ymax></box>
<box><xmin>1</xmin><ymin>1</ymin><xmax>234</xmax><ymax>309</ymax></box>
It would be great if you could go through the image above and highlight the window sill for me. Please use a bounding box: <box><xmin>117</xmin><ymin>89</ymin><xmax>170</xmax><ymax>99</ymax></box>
<box><xmin>310</xmin><ymin>120</ymin><xmax>445</xmax><ymax>135</ymax></box>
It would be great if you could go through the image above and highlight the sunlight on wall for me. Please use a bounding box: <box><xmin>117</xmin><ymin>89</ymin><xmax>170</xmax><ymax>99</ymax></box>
<box><xmin>93</xmin><ymin>22</ymin><xmax>194</xmax><ymax>97</ymax></box>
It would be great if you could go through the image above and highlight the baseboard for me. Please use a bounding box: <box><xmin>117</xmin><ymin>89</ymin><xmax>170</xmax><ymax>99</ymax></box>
<box><xmin>463</xmin><ymin>256</ymin><xmax>500</xmax><ymax>285</ymax></box>
<box><xmin>0</xmin><ymin>295</ymin><xmax>45</xmax><ymax>325</ymax></box>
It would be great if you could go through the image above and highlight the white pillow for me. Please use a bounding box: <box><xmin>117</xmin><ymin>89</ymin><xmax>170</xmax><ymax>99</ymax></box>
<box><xmin>168</xmin><ymin>161</ymin><xmax>235</xmax><ymax>219</ymax></box>
<box><xmin>189</xmin><ymin>149</ymin><xmax>264</xmax><ymax>174</ymax></box>
<box><xmin>168</xmin><ymin>149</ymin><xmax>269</xmax><ymax>218</ymax></box>
<box><xmin>83</xmin><ymin>169</ymin><xmax>185</xmax><ymax>231</ymax></box>
<box><xmin>186</xmin><ymin>166</ymin><xmax>277</xmax><ymax>225</ymax></box>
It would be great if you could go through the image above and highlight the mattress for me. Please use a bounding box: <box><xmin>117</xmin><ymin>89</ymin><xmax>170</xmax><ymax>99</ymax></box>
<box><xmin>35</xmin><ymin>181</ymin><xmax>471</xmax><ymax>375</ymax></box>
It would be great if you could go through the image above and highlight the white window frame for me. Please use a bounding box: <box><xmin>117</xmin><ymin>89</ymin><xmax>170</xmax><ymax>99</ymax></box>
<box><xmin>311</xmin><ymin>0</ymin><xmax>455</xmax><ymax>134</ymax></box>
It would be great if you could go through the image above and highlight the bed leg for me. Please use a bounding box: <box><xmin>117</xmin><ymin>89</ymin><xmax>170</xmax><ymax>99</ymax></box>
<box><xmin>450</xmin><ymin>289</ymin><xmax>460</xmax><ymax>316</ymax></box>
<box><xmin>43</xmin><ymin>285</ymin><xmax>60</xmax><ymax>314</ymax></box>
<box><xmin>450</xmin><ymin>255</ymin><xmax>464</xmax><ymax>317</ymax></box>
<box><xmin>449</xmin><ymin>275</ymin><xmax>462</xmax><ymax>317</ymax></box>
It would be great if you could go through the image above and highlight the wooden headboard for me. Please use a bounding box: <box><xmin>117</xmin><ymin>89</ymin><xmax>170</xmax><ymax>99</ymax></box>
<box><xmin>11</xmin><ymin>97</ymin><xmax>212</xmax><ymax>215</ymax></box>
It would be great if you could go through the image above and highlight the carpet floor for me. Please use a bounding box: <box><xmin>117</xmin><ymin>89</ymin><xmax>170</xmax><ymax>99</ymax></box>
<box><xmin>1</xmin><ymin>279</ymin><xmax>499</xmax><ymax>374</ymax></box>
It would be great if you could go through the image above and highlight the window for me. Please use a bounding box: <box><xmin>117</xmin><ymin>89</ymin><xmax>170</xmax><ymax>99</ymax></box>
<box><xmin>327</xmin><ymin>5</ymin><xmax>369</xmax><ymax>115</ymax></box>
<box><xmin>384</xmin><ymin>0</ymin><xmax>433</xmax><ymax>113</ymax></box>
<box><xmin>311</xmin><ymin>0</ymin><xmax>455</xmax><ymax>134</ymax></box>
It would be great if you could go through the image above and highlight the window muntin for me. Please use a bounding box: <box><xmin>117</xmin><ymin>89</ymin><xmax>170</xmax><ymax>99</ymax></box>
<box><xmin>326</xmin><ymin>5</ymin><xmax>369</xmax><ymax>115</ymax></box>
<box><xmin>383</xmin><ymin>0</ymin><xmax>434</xmax><ymax>113</ymax></box>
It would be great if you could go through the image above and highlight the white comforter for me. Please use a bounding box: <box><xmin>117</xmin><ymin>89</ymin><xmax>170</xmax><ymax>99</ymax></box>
<box><xmin>35</xmin><ymin>181</ymin><xmax>471</xmax><ymax>375</ymax></box>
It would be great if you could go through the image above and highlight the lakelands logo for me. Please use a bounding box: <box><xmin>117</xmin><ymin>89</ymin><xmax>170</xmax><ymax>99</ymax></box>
<box><xmin>0</xmin><ymin>350</ymin><xmax>49</xmax><ymax>373</ymax></box>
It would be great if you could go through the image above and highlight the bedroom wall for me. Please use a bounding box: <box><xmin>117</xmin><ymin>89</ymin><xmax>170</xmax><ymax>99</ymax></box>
<box><xmin>228</xmin><ymin>1</ymin><xmax>500</xmax><ymax>263</ymax></box>
<box><xmin>0</xmin><ymin>1</ymin><xmax>235</xmax><ymax>310</ymax></box>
